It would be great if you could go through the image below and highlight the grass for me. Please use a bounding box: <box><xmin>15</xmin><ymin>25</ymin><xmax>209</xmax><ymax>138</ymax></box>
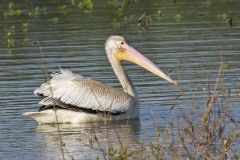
<box><xmin>43</xmin><ymin>57</ymin><xmax>239</xmax><ymax>160</ymax></box>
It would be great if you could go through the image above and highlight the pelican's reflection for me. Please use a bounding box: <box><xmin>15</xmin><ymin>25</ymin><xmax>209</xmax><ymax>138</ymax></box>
<box><xmin>33</xmin><ymin>119</ymin><xmax>141</xmax><ymax>160</ymax></box>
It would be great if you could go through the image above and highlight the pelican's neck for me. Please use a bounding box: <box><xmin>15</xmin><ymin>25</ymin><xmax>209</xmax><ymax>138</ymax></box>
<box><xmin>108</xmin><ymin>57</ymin><xmax>136</xmax><ymax>97</ymax></box>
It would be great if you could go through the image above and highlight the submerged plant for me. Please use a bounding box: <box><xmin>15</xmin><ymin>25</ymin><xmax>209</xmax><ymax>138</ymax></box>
<box><xmin>175</xmin><ymin>14</ymin><xmax>183</xmax><ymax>22</ymax></box>
<box><xmin>77</xmin><ymin>0</ymin><xmax>94</xmax><ymax>11</ymax></box>
<box><xmin>5</xmin><ymin>25</ymin><xmax>16</xmax><ymax>48</ymax></box>
<box><xmin>4</xmin><ymin>2</ymin><xmax>23</xmax><ymax>17</ymax></box>
<box><xmin>137</xmin><ymin>12</ymin><xmax>152</xmax><ymax>30</ymax></box>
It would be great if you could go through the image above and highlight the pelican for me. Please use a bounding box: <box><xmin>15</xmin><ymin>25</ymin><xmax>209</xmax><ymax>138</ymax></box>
<box><xmin>23</xmin><ymin>36</ymin><xmax>177</xmax><ymax>124</ymax></box>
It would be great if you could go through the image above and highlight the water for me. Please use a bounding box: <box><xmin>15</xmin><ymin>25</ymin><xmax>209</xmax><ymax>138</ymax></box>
<box><xmin>0</xmin><ymin>0</ymin><xmax>240</xmax><ymax>159</ymax></box>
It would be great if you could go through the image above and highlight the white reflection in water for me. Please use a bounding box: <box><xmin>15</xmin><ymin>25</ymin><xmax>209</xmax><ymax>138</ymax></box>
<box><xmin>33</xmin><ymin>120</ymin><xmax>141</xmax><ymax>160</ymax></box>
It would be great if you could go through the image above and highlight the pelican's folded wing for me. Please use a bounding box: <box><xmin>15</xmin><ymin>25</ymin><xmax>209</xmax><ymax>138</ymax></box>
<box><xmin>34</xmin><ymin>69</ymin><xmax>135</xmax><ymax>114</ymax></box>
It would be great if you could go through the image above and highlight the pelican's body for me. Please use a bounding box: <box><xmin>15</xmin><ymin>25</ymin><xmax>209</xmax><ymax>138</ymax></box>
<box><xmin>23</xmin><ymin>36</ymin><xmax>177</xmax><ymax>124</ymax></box>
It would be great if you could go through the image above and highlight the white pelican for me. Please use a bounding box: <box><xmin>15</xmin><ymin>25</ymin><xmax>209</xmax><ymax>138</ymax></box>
<box><xmin>23</xmin><ymin>36</ymin><xmax>177</xmax><ymax>124</ymax></box>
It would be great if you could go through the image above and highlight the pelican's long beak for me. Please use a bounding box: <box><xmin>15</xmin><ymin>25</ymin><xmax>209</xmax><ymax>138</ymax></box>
<box><xmin>115</xmin><ymin>44</ymin><xmax>177</xmax><ymax>85</ymax></box>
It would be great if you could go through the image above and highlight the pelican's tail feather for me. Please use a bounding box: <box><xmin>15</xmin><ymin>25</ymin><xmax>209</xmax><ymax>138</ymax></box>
<box><xmin>23</xmin><ymin>111</ymin><xmax>56</xmax><ymax>124</ymax></box>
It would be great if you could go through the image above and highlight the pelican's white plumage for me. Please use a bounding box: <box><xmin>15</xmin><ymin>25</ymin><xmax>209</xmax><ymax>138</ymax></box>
<box><xmin>35</xmin><ymin>69</ymin><xmax>136</xmax><ymax>113</ymax></box>
<box><xmin>23</xmin><ymin>36</ymin><xmax>177</xmax><ymax>124</ymax></box>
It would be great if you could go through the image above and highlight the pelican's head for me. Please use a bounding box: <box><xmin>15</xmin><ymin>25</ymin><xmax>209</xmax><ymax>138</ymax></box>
<box><xmin>105</xmin><ymin>35</ymin><xmax>177</xmax><ymax>85</ymax></box>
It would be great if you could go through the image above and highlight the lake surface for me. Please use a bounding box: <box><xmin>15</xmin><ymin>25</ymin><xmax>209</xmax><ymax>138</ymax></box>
<box><xmin>0</xmin><ymin>0</ymin><xmax>239</xmax><ymax>159</ymax></box>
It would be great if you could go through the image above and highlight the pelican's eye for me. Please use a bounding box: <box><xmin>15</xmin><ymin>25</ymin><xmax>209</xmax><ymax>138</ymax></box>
<box><xmin>119</xmin><ymin>41</ymin><xmax>126</xmax><ymax>52</ymax></box>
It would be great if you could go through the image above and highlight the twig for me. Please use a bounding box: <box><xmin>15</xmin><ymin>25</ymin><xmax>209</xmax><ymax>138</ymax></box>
<box><xmin>38</xmin><ymin>41</ymin><xmax>66</xmax><ymax>160</ymax></box>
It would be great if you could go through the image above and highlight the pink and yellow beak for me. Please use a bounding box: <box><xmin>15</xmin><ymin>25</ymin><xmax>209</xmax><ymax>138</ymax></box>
<box><xmin>115</xmin><ymin>43</ymin><xmax>177</xmax><ymax>85</ymax></box>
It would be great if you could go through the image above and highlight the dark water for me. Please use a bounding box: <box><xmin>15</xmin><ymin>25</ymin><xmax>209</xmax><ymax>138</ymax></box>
<box><xmin>0</xmin><ymin>0</ymin><xmax>240</xmax><ymax>159</ymax></box>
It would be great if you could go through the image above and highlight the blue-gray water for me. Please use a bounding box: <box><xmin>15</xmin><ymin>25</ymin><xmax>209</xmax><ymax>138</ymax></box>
<box><xmin>0</xmin><ymin>0</ymin><xmax>240</xmax><ymax>159</ymax></box>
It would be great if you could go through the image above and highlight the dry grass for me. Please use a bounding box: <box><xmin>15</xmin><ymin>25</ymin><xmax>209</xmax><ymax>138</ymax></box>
<box><xmin>46</xmin><ymin>58</ymin><xmax>239</xmax><ymax>160</ymax></box>
<box><xmin>80</xmin><ymin>58</ymin><xmax>239</xmax><ymax>160</ymax></box>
